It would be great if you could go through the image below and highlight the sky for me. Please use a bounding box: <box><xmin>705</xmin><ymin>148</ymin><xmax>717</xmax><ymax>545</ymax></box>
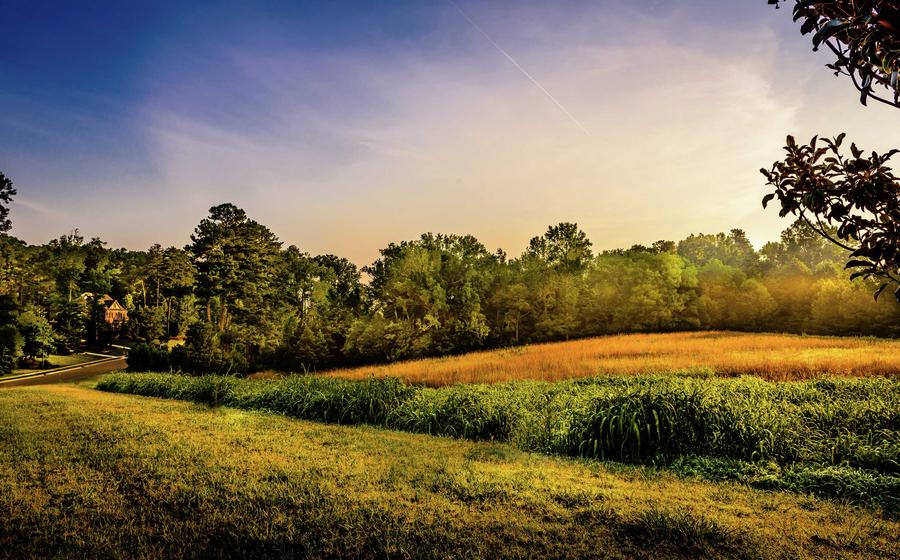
<box><xmin>2</xmin><ymin>0</ymin><xmax>898</xmax><ymax>266</ymax></box>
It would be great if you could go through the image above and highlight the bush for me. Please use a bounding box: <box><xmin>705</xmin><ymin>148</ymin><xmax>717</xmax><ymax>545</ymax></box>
<box><xmin>0</xmin><ymin>324</ymin><xmax>22</xmax><ymax>375</ymax></box>
<box><xmin>127</xmin><ymin>343</ymin><xmax>172</xmax><ymax>372</ymax></box>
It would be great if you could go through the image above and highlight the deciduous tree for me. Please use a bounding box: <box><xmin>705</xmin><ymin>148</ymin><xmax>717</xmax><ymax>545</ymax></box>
<box><xmin>766</xmin><ymin>1</ymin><xmax>900</xmax><ymax>299</ymax></box>
<box><xmin>525</xmin><ymin>223</ymin><xmax>593</xmax><ymax>273</ymax></box>
<box><xmin>17</xmin><ymin>310</ymin><xmax>54</xmax><ymax>364</ymax></box>
<box><xmin>762</xmin><ymin>134</ymin><xmax>899</xmax><ymax>299</ymax></box>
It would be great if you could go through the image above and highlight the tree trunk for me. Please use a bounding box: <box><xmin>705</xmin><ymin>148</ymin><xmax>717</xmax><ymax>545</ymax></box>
<box><xmin>166</xmin><ymin>297</ymin><xmax>172</xmax><ymax>339</ymax></box>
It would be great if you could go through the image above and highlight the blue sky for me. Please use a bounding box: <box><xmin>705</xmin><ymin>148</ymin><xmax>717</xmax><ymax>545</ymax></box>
<box><xmin>2</xmin><ymin>1</ymin><xmax>898</xmax><ymax>264</ymax></box>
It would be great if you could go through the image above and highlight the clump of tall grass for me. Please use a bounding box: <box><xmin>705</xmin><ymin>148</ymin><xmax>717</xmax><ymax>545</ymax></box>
<box><xmin>97</xmin><ymin>372</ymin><xmax>900</xmax><ymax>511</ymax></box>
<box><xmin>617</xmin><ymin>507</ymin><xmax>754</xmax><ymax>558</ymax></box>
<box><xmin>98</xmin><ymin>372</ymin><xmax>240</xmax><ymax>406</ymax></box>
<box><xmin>562</xmin><ymin>380</ymin><xmax>798</xmax><ymax>462</ymax></box>
<box><xmin>388</xmin><ymin>385</ymin><xmax>522</xmax><ymax>440</ymax></box>
<box><xmin>235</xmin><ymin>374</ymin><xmax>416</xmax><ymax>425</ymax></box>
<box><xmin>101</xmin><ymin>372</ymin><xmax>416</xmax><ymax>426</ymax></box>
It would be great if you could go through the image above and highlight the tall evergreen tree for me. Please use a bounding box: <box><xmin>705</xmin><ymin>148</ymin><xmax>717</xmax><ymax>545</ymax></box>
<box><xmin>0</xmin><ymin>172</ymin><xmax>15</xmax><ymax>233</ymax></box>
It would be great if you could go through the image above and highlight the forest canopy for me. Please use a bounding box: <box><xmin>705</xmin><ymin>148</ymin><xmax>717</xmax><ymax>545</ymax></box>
<box><xmin>0</xmin><ymin>204</ymin><xmax>897</xmax><ymax>376</ymax></box>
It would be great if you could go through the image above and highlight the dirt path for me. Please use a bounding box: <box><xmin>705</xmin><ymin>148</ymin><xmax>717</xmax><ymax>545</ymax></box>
<box><xmin>0</xmin><ymin>357</ymin><xmax>127</xmax><ymax>388</ymax></box>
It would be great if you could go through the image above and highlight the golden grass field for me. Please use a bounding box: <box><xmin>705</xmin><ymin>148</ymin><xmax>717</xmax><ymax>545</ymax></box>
<box><xmin>1</xmin><ymin>384</ymin><xmax>897</xmax><ymax>559</ymax></box>
<box><xmin>324</xmin><ymin>331</ymin><xmax>900</xmax><ymax>386</ymax></box>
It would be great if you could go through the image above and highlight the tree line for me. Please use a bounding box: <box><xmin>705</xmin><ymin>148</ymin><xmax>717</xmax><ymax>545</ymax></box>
<box><xmin>1</xmin><ymin>3</ymin><xmax>898</xmax><ymax>375</ymax></box>
<box><xmin>0</xmin><ymin>202</ymin><xmax>897</xmax><ymax>375</ymax></box>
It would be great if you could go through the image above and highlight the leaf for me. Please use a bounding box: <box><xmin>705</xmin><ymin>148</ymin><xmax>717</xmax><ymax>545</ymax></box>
<box><xmin>844</xmin><ymin>259</ymin><xmax>874</xmax><ymax>269</ymax></box>
<box><xmin>762</xmin><ymin>193</ymin><xmax>776</xmax><ymax>208</ymax></box>
<box><xmin>800</xmin><ymin>17</ymin><xmax>816</xmax><ymax>34</ymax></box>
<box><xmin>860</xmin><ymin>75</ymin><xmax>872</xmax><ymax>106</ymax></box>
<box><xmin>874</xmin><ymin>283</ymin><xmax>889</xmax><ymax>301</ymax></box>
<box><xmin>812</xmin><ymin>19</ymin><xmax>845</xmax><ymax>50</ymax></box>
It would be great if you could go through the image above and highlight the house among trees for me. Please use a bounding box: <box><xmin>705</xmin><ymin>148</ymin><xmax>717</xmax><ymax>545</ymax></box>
<box><xmin>100</xmin><ymin>295</ymin><xmax>128</xmax><ymax>326</ymax></box>
<box><xmin>80</xmin><ymin>293</ymin><xmax>128</xmax><ymax>326</ymax></box>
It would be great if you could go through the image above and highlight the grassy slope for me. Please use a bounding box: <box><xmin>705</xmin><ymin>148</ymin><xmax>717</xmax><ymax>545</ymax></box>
<box><xmin>96</xmin><ymin>373</ymin><xmax>900</xmax><ymax>513</ymax></box>
<box><xmin>323</xmin><ymin>331</ymin><xmax>900</xmax><ymax>386</ymax></box>
<box><xmin>1</xmin><ymin>385</ymin><xmax>898</xmax><ymax>560</ymax></box>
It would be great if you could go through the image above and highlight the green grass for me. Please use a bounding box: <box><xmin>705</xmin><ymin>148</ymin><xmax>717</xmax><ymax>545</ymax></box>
<box><xmin>7</xmin><ymin>353</ymin><xmax>96</xmax><ymax>377</ymax></box>
<box><xmin>617</xmin><ymin>507</ymin><xmax>750</xmax><ymax>557</ymax></box>
<box><xmin>5</xmin><ymin>354</ymin><xmax>95</xmax><ymax>379</ymax></box>
<box><xmin>1</xmin><ymin>384</ymin><xmax>898</xmax><ymax>559</ymax></box>
<box><xmin>97</xmin><ymin>372</ymin><xmax>900</xmax><ymax>514</ymax></box>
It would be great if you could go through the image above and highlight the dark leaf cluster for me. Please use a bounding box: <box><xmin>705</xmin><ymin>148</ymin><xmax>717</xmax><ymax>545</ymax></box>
<box><xmin>770</xmin><ymin>0</ymin><xmax>900</xmax><ymax>107</ymax></box>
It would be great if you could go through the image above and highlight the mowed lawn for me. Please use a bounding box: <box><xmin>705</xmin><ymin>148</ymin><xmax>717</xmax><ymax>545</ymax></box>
<box><xmin>6</xmin><ymin>353</ymin><xmax>97</xmax><ymax>378</ymax></box>
<box><xmin>1</xmin><ymin>385</ymin><xmax>897</xmax><ymax>560</ymax></box>
<box><xmin>324</xmin><ymin>331</ymin><xmax>900</xmax><ymax>386</ymax></box>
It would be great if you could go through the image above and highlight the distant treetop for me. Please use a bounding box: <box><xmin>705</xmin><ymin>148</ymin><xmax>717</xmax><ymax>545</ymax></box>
<box><xmin>0</xmin><ymin>172</ymin><xmax>16</xmax><ymax>233</ymax></box>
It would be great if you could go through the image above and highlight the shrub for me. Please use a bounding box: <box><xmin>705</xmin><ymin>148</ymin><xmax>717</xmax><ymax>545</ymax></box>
<box><xmin>127</xmin><ymin>343</ymin><xmax>172</xmax><ymax>372</ymax></box>
<box><xmin>0</xmin><ymin>324</ymin><xmax>22</xmax><ymax>375</ymax></box>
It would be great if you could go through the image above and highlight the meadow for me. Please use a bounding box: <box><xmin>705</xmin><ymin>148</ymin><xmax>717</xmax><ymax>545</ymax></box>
<box><xmin>322</xmin><ymin>331</ymin><xmax>900</xmax><ymax>386</ymax></box>
<box><xmin>97</xmin><ymin>372</ymin><xmax>900</xmax><ymax>515</ymax></box>
<box><xmin>11</xmin><ymin>330</ymin><xmax>900</xmax><ymax>558</ymax></box>
<box><xmin>2</xmin><ymin>384</ymin><xmax>898</xmax><ymax>559</ymax></box>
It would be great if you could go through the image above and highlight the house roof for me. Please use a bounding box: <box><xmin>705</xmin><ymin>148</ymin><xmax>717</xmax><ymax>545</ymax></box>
<box><xmin>79</xmin><ymin>292</ymin><xmax>125</xmax><ymax>310</ymax></box>
<box><xmin>96</xmin><ymin>294</ymin><xmax>121</xmax><ymax>309</ymax></box>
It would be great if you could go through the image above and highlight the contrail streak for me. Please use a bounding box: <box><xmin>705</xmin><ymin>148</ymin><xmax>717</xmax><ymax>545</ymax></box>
<box><xmin>447</xmin><ymin>0</ymin><xmax>590</xmax><ymax>135</ymax></box>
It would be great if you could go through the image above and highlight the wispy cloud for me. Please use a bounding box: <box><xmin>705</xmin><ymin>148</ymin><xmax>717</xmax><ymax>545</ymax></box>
<box><xmin>446</xmin><ymin>0</ymin><xmax>590</xmax><ymax>135</ymax></box>
<box><xmin>13</xmin><ymin>196</ymin><xmax>68</xmax><ymax>219</ymax></box>
<box><xmin>6</xmin><ymin>1</ymin><xmax>895</xmax><ymax>261</ymax></box>
<box><xmin>130</xmin><ymin>9</ymin><xmax>805</xmax><ymax>264</ymax></box>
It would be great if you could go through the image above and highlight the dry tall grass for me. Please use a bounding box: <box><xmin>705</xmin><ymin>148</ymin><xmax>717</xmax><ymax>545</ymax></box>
<box><xmin>324</xmin><ymin>331</ymin><xmax>900</xmax><ymax>386</ymax></box>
